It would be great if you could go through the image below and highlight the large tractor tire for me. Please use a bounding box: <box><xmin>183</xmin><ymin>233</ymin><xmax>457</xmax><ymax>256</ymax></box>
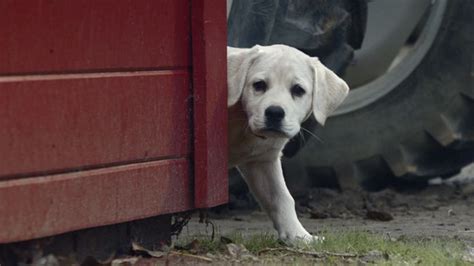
<box><xmin>284</xmin><ymin>0</ymin><xmax>474</xmax><ymax>190</ymax></box>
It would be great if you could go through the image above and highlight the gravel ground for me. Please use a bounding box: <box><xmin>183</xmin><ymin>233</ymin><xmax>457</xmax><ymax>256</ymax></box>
<box><xmin>184</xmin><ymin>164</ymin><xmax>474</xmax><ymax>244</ymax></box>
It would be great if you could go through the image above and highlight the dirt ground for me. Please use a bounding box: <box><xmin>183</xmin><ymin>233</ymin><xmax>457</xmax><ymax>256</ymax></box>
<box><xmin>30</xmin><ymin>165</ymin><xmax>473</xmax><ymax>265</ymax></box>
<box><xmin>184</xmin><ymin>165</ymin><xmax>474</xmax><ymax>245</ymax></box>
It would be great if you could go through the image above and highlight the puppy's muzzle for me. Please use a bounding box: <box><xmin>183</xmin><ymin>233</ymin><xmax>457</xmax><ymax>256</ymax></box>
<box><xmin>264</xmin><ymin>105</ymin><xmax>285</xmax><ymax>132</ymax></box>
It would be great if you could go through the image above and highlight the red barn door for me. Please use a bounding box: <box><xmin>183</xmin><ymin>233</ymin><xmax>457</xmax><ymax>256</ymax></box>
<box><xmin>0</xmin><ymin>0</ymin><xmax>227</xmax><ymax>243</ymax></box>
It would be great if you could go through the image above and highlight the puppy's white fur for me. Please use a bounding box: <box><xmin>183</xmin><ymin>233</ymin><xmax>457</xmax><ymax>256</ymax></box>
<box><xmin>228</xmin><ymin>45</ymin><xmax>349</xmax><ymax>243</ymax></box>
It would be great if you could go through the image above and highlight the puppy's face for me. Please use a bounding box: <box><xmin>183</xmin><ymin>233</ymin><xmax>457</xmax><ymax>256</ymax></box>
<box><xmin>228</xmin><ymin>45</ymin><xmax>349</xmax><ymax>139</ymax></box>
<box><xmin>242</xmin><ymin>49</ymin><xmax>313</xmax><ymax>138</ymax></box>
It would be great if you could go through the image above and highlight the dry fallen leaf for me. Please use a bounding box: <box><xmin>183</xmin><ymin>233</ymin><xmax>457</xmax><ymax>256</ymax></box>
<box><xmin>225</xmin><ymin>243</ymin><xmax>257</xmax><ymax>261</ymax></box>
<box><xmin>131</xmin><ymin>242</ymin><xmax>165</xmax><ymax>258</ymax></box>
<box><xmin>169</xmin><ymin>251</ymin><xmax>213</xmax><ymax>262</ymax></box>
<box><xmin>111</xmin><ymin>257</ymin><xmax>139</xmax><ymax>266</ymax></box>
<box><xmin>175</xmin><ymin>239</ymin><xmax>202</xmax><ymax>254</ymax></box>
<box><xmin>462</xmin><ymin>247</ymin><xmax>474</xmax><ymax>263</ymax></box>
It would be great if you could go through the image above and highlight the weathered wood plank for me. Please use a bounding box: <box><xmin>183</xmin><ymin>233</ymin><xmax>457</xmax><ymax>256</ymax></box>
<box><xmin>0</xmin><ymin>159</ymin><xmax>192</xmax><ymax>243</ymax></box>
<box><xmin>0</xmin><ymin>0</ymin><xmax>190</xmax><ymax>74</ymax></box>
<box><xmin>0</xmin><ymin>71</ymin><xmax>191</xmax><ymax>178</ymax></box>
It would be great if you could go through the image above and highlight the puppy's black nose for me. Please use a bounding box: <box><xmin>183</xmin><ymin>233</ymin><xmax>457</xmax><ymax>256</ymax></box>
<box><xmin>265</xmin><ymin>106</ymin><xmax>285</xmax><ymax>123</ymax></box>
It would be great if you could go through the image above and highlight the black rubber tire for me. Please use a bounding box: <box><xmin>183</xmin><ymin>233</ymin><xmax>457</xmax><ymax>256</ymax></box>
<box><xmin>284</xmin><ymin>0</ymin><xmax>474</xmax><ymax>191</ymax></box>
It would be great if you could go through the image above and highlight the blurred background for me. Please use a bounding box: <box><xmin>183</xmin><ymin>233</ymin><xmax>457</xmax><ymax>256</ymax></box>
<box><xmin>226</xmin><ymin>0</ymin><xmax>474</xmax><ymax>197</ymax></box>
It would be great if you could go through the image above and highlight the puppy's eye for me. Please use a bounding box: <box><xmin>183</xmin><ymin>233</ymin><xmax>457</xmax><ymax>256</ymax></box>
<box><xmin>291</xmin><ymin>84</ymin><xmax>305</xmax><ymax>97</ymax></box>
<box><xmin>253</xmin><ymin>81</ymin><xmax>267</xmax><ymax>92</ymax></box>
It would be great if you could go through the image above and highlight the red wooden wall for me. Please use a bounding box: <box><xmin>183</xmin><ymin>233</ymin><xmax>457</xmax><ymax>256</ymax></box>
<box><xmin>192</xmin><ymin>0</ymin><xmax>228</xmax><ymax>208</ymax></box>
<box><xmin>0</xmin><ymin>0</ymin><xmax>227</xmax><ymax>243</ymax></box>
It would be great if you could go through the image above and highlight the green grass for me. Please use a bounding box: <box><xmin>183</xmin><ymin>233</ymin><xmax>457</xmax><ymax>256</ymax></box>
<box><xmin>315</xmin><ymin>231</ymin><xmax>467</xmax><ymax>265</ymax></box>
<box><xmin>175</xmin><ymin>230</ymin><xmax>470</xmax><ymax>265</ymax></box>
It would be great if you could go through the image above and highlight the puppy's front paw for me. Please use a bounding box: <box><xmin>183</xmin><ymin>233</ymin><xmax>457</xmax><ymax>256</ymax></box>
<box><xmin>279</xmin><ymin>229</ymin><xmax>324</xmax><ymax>247</ymax></box>
<box><xmin>307</xmin><ymin>235</ymin><xmax>325</xmax><ymax>243</ymax></box>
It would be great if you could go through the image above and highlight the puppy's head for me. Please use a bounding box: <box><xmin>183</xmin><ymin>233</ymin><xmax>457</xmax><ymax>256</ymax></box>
<box><xmin>228</xmin><ymin>45</ymin><xmax>349</xmax><ymax>139</ymax></box>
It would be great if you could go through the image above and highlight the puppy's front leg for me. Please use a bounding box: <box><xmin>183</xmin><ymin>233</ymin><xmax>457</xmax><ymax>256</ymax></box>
<box><xmin>238</xmin><ymin>159</ymin><xmax>313</xmax><ymax>243</ymax></box>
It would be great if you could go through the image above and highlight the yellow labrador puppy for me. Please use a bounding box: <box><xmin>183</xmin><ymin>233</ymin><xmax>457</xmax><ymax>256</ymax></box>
<box><xmin>228</xmin><ymin>44</ymin><xmax>349</xmax><ymax>243</ymax></box>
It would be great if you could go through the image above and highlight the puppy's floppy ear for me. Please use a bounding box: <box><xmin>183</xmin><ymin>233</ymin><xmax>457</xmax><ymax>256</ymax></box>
<box><xmin>310</xmin><ymin>57</ymin><xmax>349</xmax><ymax>125</ymax></box>
<box><xmin>227</xmin><ymin>46</ymin><xmax>261</xmax><ymax>107</ymax></box>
